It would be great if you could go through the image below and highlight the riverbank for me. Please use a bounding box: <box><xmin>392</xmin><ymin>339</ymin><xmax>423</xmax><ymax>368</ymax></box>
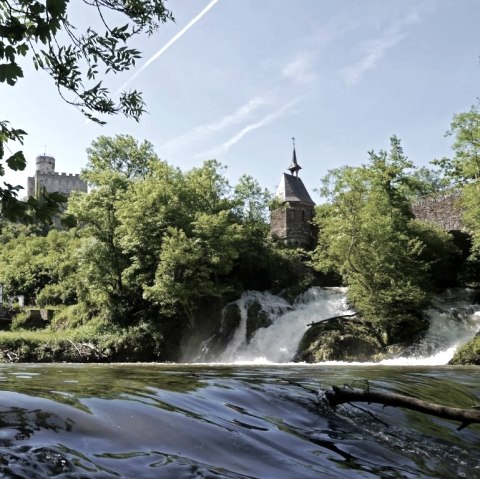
<box><xmin>0</xmin><ymin>322</ymin><xmax>170</xmax><ymax>363</ymax></box>
<box><xmin>1</xmin><ymin>287</ymin><xmax>479</xmax><ymax>365</ymax></box>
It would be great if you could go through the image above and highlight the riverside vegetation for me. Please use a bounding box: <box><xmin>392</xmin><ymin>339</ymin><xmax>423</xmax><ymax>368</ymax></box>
<box><xmin>1</xmin><ymin>2</ymin><xmax>479</xmax><ymax>363</ymax></box>
<box><xmin>1</xmin><ymin>104</ymin><xmax>480</xmax><ymax>364</ymax></box>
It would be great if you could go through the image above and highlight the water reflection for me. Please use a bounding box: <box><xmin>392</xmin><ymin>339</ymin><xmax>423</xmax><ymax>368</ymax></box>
<box><xmin>0</xmin><ymin>364</ymin><xmax>478</xmax><ymax>478</ymax></box>
<box><xmin>0</xmin><ymin>403</ymin><xmax>72</xmax><ymax>446</ymax></box>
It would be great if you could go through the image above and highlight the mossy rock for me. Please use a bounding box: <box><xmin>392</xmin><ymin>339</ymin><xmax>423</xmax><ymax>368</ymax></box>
<box><xmin>382</xmin><ymin>313</ymin><xmax>429</xmax><ymax>346</ymax></box>
<box><xmin>294</xmin><ymin>316</ymin><xmax>383</xmax><ymax>362</ymax></box>
<box><xmin>246</xmin><ymin>302</ymin><xmax>272</xmax><ymax>341</ymax></box>
<box><xmin>220</xmin><ymin>302</ymin><xmax>242</xmax><ymax>341</ymax></box>
<box><xmin>449</xmin><ymin>333</ymin><xmax>480</xmax><ymax>365</ymax></box>
<box><xmin>295</xmin><ymin>309</ymin><xmax>434</xmax><ymax>363</ymax></box>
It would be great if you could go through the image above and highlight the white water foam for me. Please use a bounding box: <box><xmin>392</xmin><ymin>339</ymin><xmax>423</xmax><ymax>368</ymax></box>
<box><xmin>213</xmin><ymin>287</ymin><xmax>480</xmax><ymax>366</ymax></box>
<box><xmin>218</xmin><ymin>291</ymin><xmax>291</xmax><ymax>362</ymax></box>
<box><xmin>378</xmin><ymin>291</ymin><xmax>480</xmax><ymax>366</ymax></box>
<box><xmin>217</xmin><ymin>287</ymin><xmax>351</xmax><ymax>363</ymax></box>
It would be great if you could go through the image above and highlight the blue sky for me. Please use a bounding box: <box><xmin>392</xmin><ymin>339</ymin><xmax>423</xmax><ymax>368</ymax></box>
<box><xmin>2</xmin><ymin>0</ymin><xmax>480</xmax><ymax>202</ymax></box>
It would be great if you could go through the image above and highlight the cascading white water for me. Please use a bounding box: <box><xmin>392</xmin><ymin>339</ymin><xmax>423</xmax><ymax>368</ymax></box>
<box><xmin>211</xmin><ymin>287</ymin><xmax>480</xmax><ymax>365</ymax></box>
<box><xmin>379</xmin><ymin>289</ymin><xmax>480</xmax><ymax>365</ymax></box>
<box><xmin>217</xmin><ymin>290</ymin><xmax>291</xmax><ymax>362</ymax></box>
<box><xmin>217</xmin><ymin>287</ymin><xmax>352</xmax><ymax>363</ymax></box>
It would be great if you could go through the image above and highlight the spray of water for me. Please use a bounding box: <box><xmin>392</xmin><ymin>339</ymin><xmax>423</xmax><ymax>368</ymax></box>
<box><xmin>216</xmin><ymin>287</ymin><xmax>351</xmax><ymax>363</ymax></box>
<box><xmin>378</xmin><ymin>290</ymin><xmax>480</xmax><ymax>366</ymax></box>
<box><xmin>207</xmin><ymin>287</ymin><xmax>480</xmax><ymax>365</ymax></box>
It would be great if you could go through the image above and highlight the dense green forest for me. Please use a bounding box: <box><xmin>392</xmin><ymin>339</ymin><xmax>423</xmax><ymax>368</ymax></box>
<box><xmin>1</xmin><ymin>104</ymin><xmax>480</xmax><ymax>363</ymax></box>
<box><xmin>0</xmin><ymin>135</ymin><xmax>309</xmax><ymax>360</ymax></box>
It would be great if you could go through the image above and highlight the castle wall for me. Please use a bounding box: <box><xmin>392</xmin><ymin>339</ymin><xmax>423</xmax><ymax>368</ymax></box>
<box><xmin>27</xmin><ymin>176</ymin><xmax>35</xmax><ymax>198</ymax></box>
<box><xmin>35</xmin><ymin>172</ymin><xmax>87</xmax><ymax>196</ymax></box>
<box><xmin>270</xmin><ymin>207</ymin><xmax>287</xmax><ymax>239</ymax></box>
<box><xmin>35</xmin><ymin>155</ymin><xmax>55</xmax><ymax>174</ymax></box>
<box><xmin>26</xmin><ymin>154</ymin><xmax>87</xmax><ymax>199</ymax></box>
<box><xmin>411</xmin><ymin>190</ymin><xmax>465</xmax><ymax>232</ymax></box>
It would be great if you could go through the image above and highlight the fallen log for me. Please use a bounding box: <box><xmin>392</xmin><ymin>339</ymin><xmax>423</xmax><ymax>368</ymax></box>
<box><xmin>307</xmin><ymin>312</ymin><xmax>358</xmax><ymax>327</ymax></box>
<box><xmin>325</xmin><ymin>385</ymin><xmax>480</xmax><ymax>430</ymax></box>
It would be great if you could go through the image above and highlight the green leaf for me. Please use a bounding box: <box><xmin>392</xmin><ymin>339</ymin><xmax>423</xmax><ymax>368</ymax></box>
<box><xmin>16</xmin><ymin>43</ymin><xmax>29</xmax><ymax>57</ymax></box>
<box><xmin>0</xmin><ymin>62</ymin><xmax>24</xmax><ymax>86</ymax></box>
<box><xmin>6</xmin><ymin>151</ymin><xmax>26</xmax><ymax>171</ymax></box>
<box><xmin>46</xmin><ymin>0</ymin><xmax>67</xmax><ymax>17</ymax></box>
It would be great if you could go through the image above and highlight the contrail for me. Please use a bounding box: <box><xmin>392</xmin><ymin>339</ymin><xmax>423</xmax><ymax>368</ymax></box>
<box><xmin>222</xmin><ymin>97</ymin><xmax>302</xmax><ymax>152</ymax></box>
<box><xmin>118</xmin><ymin>0</ymin><xmax>220</xmax><ymax>92</ymax></box>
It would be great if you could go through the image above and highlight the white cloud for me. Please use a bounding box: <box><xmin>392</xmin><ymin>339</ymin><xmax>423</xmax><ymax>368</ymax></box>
<box><xmin>282</xmin><ymin>52</ymin><xmax>318</xmax><ymax>86</ymax></box>
<box><xmin>163</xmin><ymin>48</ymin><xmax>316</xmax><ymax>160</ymax></box>
<box><xmin>162</xmin><ymin>96</ymin><xmax>268</xmax><ymax>152</ymax></box>
<box><xmin>341</xmin><ymin>10</ymin><xmax>421</xmax><ymax>87</ymax></box>
<box><xmin>188</xmin><ymin>97</ymin><xmax>303</xmax><ymax>161</ymax></box>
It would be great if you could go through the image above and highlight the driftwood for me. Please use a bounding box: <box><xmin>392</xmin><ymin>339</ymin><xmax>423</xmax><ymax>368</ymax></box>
<box><xmin>325</xmin><ymin>385</ymin><xmax>480</xmax><ymax>430</ymax></box>
<box><xmin>68</xmin><ymin>340</ymin><xmax>105</xmax><ymax>360</ymax></box>
<box><xmin>0</xmin><ymin>348</ymin><xmax>19</xmax><ymax>363</ymax></box>
<box><xmin>307</xmin><ymin>312</ymin><xmax>358</xmax><ymax>328</ymax></box>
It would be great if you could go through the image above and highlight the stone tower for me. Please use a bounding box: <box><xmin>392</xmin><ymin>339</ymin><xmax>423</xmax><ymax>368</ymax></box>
<box><xmin>35</xmin><ymin>154</ymin><xmax>55</xmax><ymax>174</ymax></box>
<box><xmin>270</xmin><ymin>144</ymin><xmax>316</xmax><ymax>247</ymax></box>
<box><xmin>27</xmin><ymin>154</ymin><xmax>87</xmax><ymax>198</ymax></box>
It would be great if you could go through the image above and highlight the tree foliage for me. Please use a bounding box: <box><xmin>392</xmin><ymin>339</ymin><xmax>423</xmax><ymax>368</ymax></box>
<box><xmin>67</xmin><ymin>134</ymin><xmax>159</xmax><ymax>321</ymax></box>
<box><xmin>433</xmin><ymin>104</ymin><xmax>480</xmax><ymax>184</ymax></box>
<box><xmin>0</xmin><ymin>228</ymin><xmax>79</xmax><ymax>305</ymax></box>
<box><xmin>56</xmin><ymin>136</ymin><xmax>274</xmax><ymax>327</ymax></box>
<box><xmin>313</xmin><ymin>137</ymin><xmax>456</xmax><ymax>341</ymax></box>
<box><xmin>144</xmin><ymin>213</ymin><xmax>242</xmax><ymax>327</ymax></box>
<box><xmin>435</xmin><ymin>105</ymin><xmax>480</xmax><ymax>275</ymax></box>
<box><xmin>0</xmin><ymin>0</ymin><xmax>174</xmax><ymax>218</ymax></box>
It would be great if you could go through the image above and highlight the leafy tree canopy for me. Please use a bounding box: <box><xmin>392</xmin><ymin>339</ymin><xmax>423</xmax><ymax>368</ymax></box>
<box><xmin>433</xmin><ymin>104</ymin><xmax>480</xmax><ymax>184</ymax></box>
<box><xmin>435</xmin><ymin>105</ymin><xmax>480</xmax><ymax>264</ymax></box>
<box><xmin>313</xmin><ymin>136</ymin><xmax>456</xmax><ymax>342</ymax></box>
<box><xmin>0</xmin><ymin>0</ymin><xmax>173</xmax><ymax>219</ymax></box>
<box><xmin>59</xmin><ymin>135</ymin><xmax>274</xmax><ymax>327</ymax></box>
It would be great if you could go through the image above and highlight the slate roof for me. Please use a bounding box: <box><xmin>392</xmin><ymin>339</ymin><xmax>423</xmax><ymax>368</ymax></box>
<box><xmin>275</xmin><ymin>173</ymin><xmax>315</xmax><ymax>205</ymax></box>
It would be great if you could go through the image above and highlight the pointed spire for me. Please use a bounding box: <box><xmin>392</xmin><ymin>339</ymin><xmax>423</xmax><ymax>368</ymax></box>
<box><xmin>287</xmin><ymin>136</ymin><xmax>302</xmax><ymax>176</ymax></box>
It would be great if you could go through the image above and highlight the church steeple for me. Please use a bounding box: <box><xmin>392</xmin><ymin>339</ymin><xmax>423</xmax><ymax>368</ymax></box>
<box><xmin>287</xmin><ymin>137</ymin><xmax>302</xmax><ymax>177</ymax></box>
<box><xmin>271</xmin><ymin>137</ymin><xmax>316</xmax><ymax>248</ymax></box>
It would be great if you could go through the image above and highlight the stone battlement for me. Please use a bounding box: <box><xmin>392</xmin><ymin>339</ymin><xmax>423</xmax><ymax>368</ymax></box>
<box><xmin>27</xmin><ymin>154</ymin><xmax>87</xmax><ymax>198</ymax></box>
<box><xmin>42</xmin><ymin>172</ymin><xmax>82</xmax><ymax>178</ymax></box>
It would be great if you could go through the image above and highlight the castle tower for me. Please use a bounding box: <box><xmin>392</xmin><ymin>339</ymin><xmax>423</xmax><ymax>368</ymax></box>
<box><xmin>35</xmin><ymin>154</ymin><xmax>55</xmax><ymax>174</ymax></box>
<box><xmin>270</xmin><ymin>141</ymin><xmax>316</xmax><ymax>247</ymax></box>
<box><xmin>26</xmin><ymin>154</ymin><xmax>87</xmax><ymax>199</ymax></box>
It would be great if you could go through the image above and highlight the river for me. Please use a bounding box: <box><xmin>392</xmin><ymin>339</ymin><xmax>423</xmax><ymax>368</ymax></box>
<box><xmin>0</xmin><ymin>363</ymin><xmax>479</xmax><ymax>478</ymax></box>
<box><xmin>0</xmin><ymin>288</ymin><xmax>479</xmax><ymax>478</ymax></box>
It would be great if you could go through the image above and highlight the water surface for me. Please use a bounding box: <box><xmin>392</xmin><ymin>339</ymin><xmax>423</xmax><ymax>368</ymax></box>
<box><xmin>0</xmin><ymin>363</ymin><xmax>478</xmax><ymax>478</ymax></box>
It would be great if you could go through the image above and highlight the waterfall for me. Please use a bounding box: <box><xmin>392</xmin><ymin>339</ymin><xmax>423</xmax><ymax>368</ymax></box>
<box><xmin>218</xmin><ymin>291</ymin><xmax>292</xmax><ymax>362</ymax></box>
<box><xmin>213</xmin><ymin>287</ymin><xmax>351</xmax><ymax>363</ymax></box>
<box><xmin>204</xmin><ymin>287</ymin><xmax>480</xmax><ymax>365</ymax></box>
<box><xmin>379</xmin><ymin>289</ymin><xmax>480</xmax><ymax>365</ymax></box>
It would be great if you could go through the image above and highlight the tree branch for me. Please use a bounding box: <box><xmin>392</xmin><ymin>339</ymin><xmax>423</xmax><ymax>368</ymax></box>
<box><xmin>325</xmin><ymin>385</ymin><xmax>480</xmax><ymax>430</ymax></box>
<box><xmin>307</xmin><ymin>312</ymin><xmax>358</xmax><ymax>327</ymax></box>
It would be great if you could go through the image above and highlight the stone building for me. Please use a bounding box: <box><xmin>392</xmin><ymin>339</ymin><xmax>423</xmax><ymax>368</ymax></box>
<box><xmin>270</xmin><ymin>146</ymin><xmax>316</xmax><ymax>247</ymax></box>
<box><xmin>411</xmin><ymin>190</ymin><xmax>465</xmax><ymax>232</ymax></box>
<box><xmin>27</xmin><ymin>154</ymin><xmax>87</xmax><ymax>198</ymax></box>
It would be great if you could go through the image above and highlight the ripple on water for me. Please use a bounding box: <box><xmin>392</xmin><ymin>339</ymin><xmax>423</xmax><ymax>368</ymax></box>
<box><xmin>0</xmin><ymin>364</ymin><xmax>478</xmax><ymax>478</ymax></box>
